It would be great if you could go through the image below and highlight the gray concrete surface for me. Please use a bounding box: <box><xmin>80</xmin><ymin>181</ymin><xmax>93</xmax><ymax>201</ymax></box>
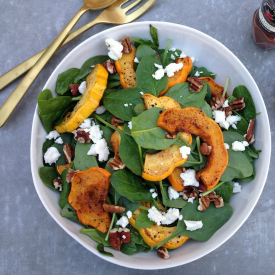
<box><xmin>1</xmin><ymin>0</ymin><xmax>274</xmax><ymax>274</ymax></box>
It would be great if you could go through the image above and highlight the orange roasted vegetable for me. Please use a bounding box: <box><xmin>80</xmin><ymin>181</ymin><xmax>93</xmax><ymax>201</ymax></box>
<box><xmin>142</xmin><ymin>132</ymin><xmax>192</xmax><ymax>181</ymax></box>
<box><xmin>159</xmin><ymin>57</ymin><xmax>193</xmax><ymax>97</ymax></box>
<box><xmin>157</xmin><ymin>107</ymin><xmax>228</xmax><ymax>190</ymax></box>
<box><xmin>142</xmin><ymin>94</ymin><xmax>180</xmax><ymax>110</ymax></box>
<box><xmin>129</xmin><ymin>203</ymin><xmax>189</xmax><ymax>249</ymax></box>
<box><xmin>57</xmin><ymin>163</ymin><xmax>72</xmax><ymax>175</ymax></box>
<box><xmin>199</xmin><ymin>77</ymin><xmax>226</xmax><ymax>97</ymax></box>
<box><xmin>167</xmin><ymin>167</ymin><xmax>185</xmax><ymax>191</ymax></box>
<box><xmin>108</xmin><ymin>131</ymin><xmax>125</xmax><ymax>170</ymax></box>
<box><xmin>115</xmin><ymin>46</ymin><xmax>137</xmax><ymax>88</ymax></box>
<box><xmin>55</xmin><ymin>64</ymin><xmax>108</xmax><ymax>133</ymax></box>
<box><xmin>68</xmin><ymin>167</ymin><xmax>111</xmax><ymax>233</ymax></box>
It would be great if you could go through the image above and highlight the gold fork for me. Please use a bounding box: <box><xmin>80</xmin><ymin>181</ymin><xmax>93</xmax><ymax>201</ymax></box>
<box><xmin>0</xmin><ymin>0</ymin><xmax>156</xmax><ymax>127</ymax></box>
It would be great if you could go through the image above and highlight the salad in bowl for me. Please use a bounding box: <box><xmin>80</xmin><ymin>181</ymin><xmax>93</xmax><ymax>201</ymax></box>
<box><xmin>31</xmin><ymin>22</ymin><xmax>270</xmax><ymax>269</ymax></box>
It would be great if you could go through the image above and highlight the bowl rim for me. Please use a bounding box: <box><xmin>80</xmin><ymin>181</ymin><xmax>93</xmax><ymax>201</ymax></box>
<box><xmin>30</xmin><ymin>21</ymin><xmax>271</xmax><ymax>269</ymax></box>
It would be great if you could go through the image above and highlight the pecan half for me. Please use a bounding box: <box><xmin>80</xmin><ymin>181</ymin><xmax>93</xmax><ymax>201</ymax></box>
<box><xmin>183</xmin><ymin>187</ymin><xmax>199</xmax><ymax>201</ymax></box>
<box><xmin>214</xmin><ymin>195</ymin><xmax>224</xmax><ymax>208</ymax></box>
<box><xmin>210</xmin><ymin>95</ymin><xmax>225</xmax><ymax>110</ymax></box>
<box><xmin>165</xmin><ymin>133</ymin><xmax>178</xmax><ymax>139</ymax></box>
<box><xmin>157</xmin><ymin>247</ymin><xmax>170</xmax><ymax>260</ymax></box>
<box><xmin>187</xmin><ymin>77</ymin><xmax>204</xmax><ymax>93</ymax></box>
<box><xmin>69</xmin><ymin>84</ymin><xmax>80</xmax><ymax>96</ymax></box>
<box><xmin>198</xmin><ymin>196</ymin><xmax>211</xmax><ymax>212</ymax></box>
<box><xmin>110</xmin><ymin>229</ymin><xmax>121</xmax><ymax>251</ymax></box>
<box><xmin>119</xmin><ymin>228</ymin><xmax>131</xmax><ymax>243</ymax></box>
<box><xmin>200</xmin><ymin>143</ymin><xmax>212</xmax><ymax>155</ymax></box>
<box><xmin>121</xmin><ymin>37</ymin><xmax>132</xmax><ymax>53</ymax></box>
<box><xmin>244</xmin><ymin>118</ymin><xmax>255</xmax><ymax>145</ymax></box>
<box><xmin>219</xmin><ymin>106</ymin><xmax>233</xmax><ymax>117</ymax></box>
<box><xmin>52</xmin><ymin>178</ymin><xmax>62</xmax><ymax>191</ymax></box>
<box><xmin>230</xmin><ymin>97</ymin><xmax>245</xmax><ymax>111</ymax></box>
<box><xmin>108</xmin><ymin>158</ymin><xmax>125</xmax><ymax>170</ymax></box>
<box><xmin>63</xmin><ymin>143</ymin><xmax>74</xmax><ymax>164</ymax></box>
<box><xmin>103</xmin><ymin>204</ymin><xmax>126</xmax><ymax>214</ymax></box>
<box><xmin>103</xmin><ymin>59</ymin><xmax>116</xmax><ymax>74</ymax></box>
<box><xmin>66</xmin><ymin>168</ymin><xmax>78</xmax><ymax>183</ymax></box>
<box><xmin>72</xmin><ymin>129</ymin><xmax>91</xmax><ymax>143</ymax></box>
<box><xmin>110</xmin><ymin>116</ymin><xmax>124</xmax><ymax>127</ymax></box>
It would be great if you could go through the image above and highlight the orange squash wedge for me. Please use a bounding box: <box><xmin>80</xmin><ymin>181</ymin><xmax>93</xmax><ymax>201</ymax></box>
<box><xmin>55</xmin><ymin>64</ymin><xmax>108</xmax><ymax>133</ymax></box>
<box><xmin>142</xmin><ymin>94</ymin><xmax>180</xmax><ymax>110</ymax></box>
<box><xmin>199</xmin><ymin>76</ymin><xmax>226</xmax><ymax>97</ymax></box>
<box><xmin>142</xmin><ymin>132</ymin><xmax>192</xmax><ymax>181</ymax></box>
<box><xmin>157</xmin><ymin>107</ymin><xmax>228</xmax><ymax>190</ymax></box>
<box><xmin>129</xmin><ymin>203</ymin><xmax>189</xmax><ymax>249</ymax></box>
<box><xmin>159</xmin><ymin>57</ymin><xmax>193</xmax><ymax>97</ymax></box>
<box><xmin>68</xmin><ymin>167</ymin><xmax>111</xmax><ymax>233</ymax></box>
<box><xmin>57</xmin><ymin>163</ymin><xmax>72</xmax><ymax>175</ymax></box>
<box><xmin>115</xmin><ymin>46</ymin><xmax>137</xmax><ymax>88</ymax></box>
<box><xmin>167</xmin><ymin>167</ymin><xmax>186</xmax><ymax>191</ymax></box>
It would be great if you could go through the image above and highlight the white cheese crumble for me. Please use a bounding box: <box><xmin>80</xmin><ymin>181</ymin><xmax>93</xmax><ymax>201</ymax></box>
<box><xmin>149</xmin><ymin>188</ymin><xmax>155</xmax><ymax>193</ymax></box>
<box><xmin>116</xmin><ymin>216</ymin><xmax>129</xmax><ymax>228</ymax></box>
<box><xmin>184</xmin><ymin>220</ymin><xmax>203</xmax><ymax>231</ymax></box>
<box><xmin>88</xmin><ymin>124</ymin><xmax>103</xmax><ymax>144</ymax></box>
<box><xmin>187</xmin><ymin>197</ymin><xmax>196</xmax><ymax>203</ymax></box>
<box><xmin>126</xmin><ymin>211</ymin><xmax>132</xmax><ymax>219</ymax></box>
<box><xmin>194</xmin><ymin>71</ymin><xmax>200</xmax><ymax>77</ymax></box>
<box><xmin>87</xmin><ymin>139</ymin><xmax>109</xmax><ymax>161</ymax></box>
<box><xmin>134</xmin><ymin>57</ymin><xmax>139</xmax><ymax>63</ymax></box>
<box><xmin>78</xmin><ymin>81</ymin><xmax>87</xmax><ymax>95</ymax></box>
<box><xmin>169</xmin><ymin>47</ymin><xmax>176</xmax><ymax>51</ymax></box>
<box><xmin>152</xmin><ymin>62</ymin><xmax>183</xmax><ymax>80</ymax></box>
<box><xmin>121</xmin><ymin>235</ymin><xmax>126</xmax><ymax>239</ymax></box>
<box><xmin>79</xmin><ymin>118</ymin><xmax>93</xmax><ymax>129</ymax></box>
<box><xmin>180</xmin><ymin>169</ymin><xmax>199</xmax><ymax>187</ymax></box>
<box><xmin>147</xmin><ymin>206</ymin><xmax>180</xmax><ymax>226</ymax></box>
<box><xmin>168</xmin><ymin>186</ymin><xmax>180</xmax><ymax>200</ymax></box>
<box><xmin>124</xmin><ymin>103</ymin><xmax>129</xmax><ymax>107</ymax></box>
<box><xmin>179</xmin><ymin>214</ymin><xmax>183</xmax><ymax>220</ymax></box>
<box><xmin>171</xmin><ymin>54</ymin><xmax>175</xmax><ymax>60</ymax></box>
<box><xmin>152</xmin><ymin>192</ymin><xmax>158</xmax><ymax>199</ymax></box>
<box><xmin>179</xmin><ymin>146</ymin><xmax>191</xmax><ymax>159</ymax></box>
<box><xmin>140</xmin><ymin>91</ymin><xmax>144</xmax><ymax>95</ymax></box>
<box><xmin>213</xmin><ymin>110</ymin><xmax>241</xmax><ymax>130</ymax></box>
<box><xmin>105</xmin><ymin>38</ymin><xmax>123</xmax><ymax>60</ymax></box>
<box><xmin>152</xmin><ymin>64</ymin><xmax>165</xmax><ymax>80</ymax></box>
<box><xmin>46</xmin><ymin>130</ymin><xmax>60</xmax><ymax>140</ymax></box>
<box><xmin>222</xmin><ymin>99</ymin><xmax>229</xmax><ymax>108</ymax></box>
<box><xmin>128</xmin><ymin>121</ymin><xmax>132</xmax><ymax>130</ymax></box>
<box><xmin>232</xmin><ymin>141</ymin><xmax>249</xmax><ymax>151</ymax></box>
<box><xmin>233</xmin><ymin>182</ymin><xmax>242</xmax><ymax>193</ymax></box>
<box><xmin>44</xmin><ymin>147</ymin><xmax>61</xmax><ymax>165</ymax></box>
<box><xmin>95</xmin><ymin>105</ymin><xmax>106</xmax><ymax>114</ymax></box>
<box><xmin>224</xmin><ymin>143</ymin><xmax>230</xmax><ymax>149</ymax></box>
<box><xmin>180</xmin><ymin>52</ymin><xmax>187</xmax><ymax>58</ymax></box>
<box><xmin>54</xmin><ymin>137</ymin><xmax>63</xmax><ymax>144</ymax></box>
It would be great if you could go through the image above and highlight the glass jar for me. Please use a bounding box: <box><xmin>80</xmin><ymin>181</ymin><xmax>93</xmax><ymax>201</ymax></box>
<box><xmin>252</xmin><ymin>0</ymin><xmax>275</xmax><ymax>50</ymax></box>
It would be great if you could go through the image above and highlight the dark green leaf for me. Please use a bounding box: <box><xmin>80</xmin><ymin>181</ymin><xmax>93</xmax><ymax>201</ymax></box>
<box><xmin>189</xmin><ymin>67</ymin><xmax>216</xmax><ymax>78</ymax></box>
<box><xmin>110</xmin><ymin>169</ymin><xmax>153</xmax><ymax>202</ymax></box>
<box><xmin>131</xmin><ymin>38</ymin><xmax>158</xmax><ymax>50</ymax></box>
<box><xmin>215</xmin><ymin>182</ymin><xmax>233</xmax><ymax>203</ymax></box>
<box><xmin>136</xmin><ymin>45</ymin><xmax>157</xmax><ymax>61</ymax></box>
<box><xmin>61</xmin><ymin>203</ymin><xmax>83</xmax><ymax>225</ymax></box>
<box><xmin>97</xmin><ymin>243</ymin><xmax>114</xmax><ymax>257</ymax></box>
<box><xmin>56</xmin><ymin>68</ymin><xmax>80</xmax><ymax>95</ymax></box>
<box><xmin>135</xmin><ymin>211</ymin><xmax>154</xmax><ymax>228</ymax></box>
<box><xmin>161</xmin><ymin>187</ymin><xmax>188</xmax><ymax>208</ymax></box>
<box><xmin>38</xmin><ymin>167</ymin><xmax>58</xmax><ymax>191</ymax></box>
<box><xmin>130</xmin><ymin>227</ymin><xmax>149</xmax><ymax>247</ymax></box>
<box><xmin>59</xmin><ymin>168</ymin><xmax>71</xmax><ymax>208</ymax></box>
<box><xmin>118</xmin><ymin>197</ymin><xmax>139</xmax><ymax>213</ymax></box>
<box><xmin>150</xmin><ymin>24</ymin><xmax>159</xmax><ymax>47</ymax></box>
<box><xmin>121</xmin><ymin>241</ymin><xmax>137</xmax><ymax>255</ymax></box>
<box><xmin>201</xmin><ymin>101</ymin><xmax>212</xmax><ymax>118</ymax></box>
<box><xmin>81</xmin><ymin>228</ymin><xmax>110</xmax><ymax>247</ymax></box>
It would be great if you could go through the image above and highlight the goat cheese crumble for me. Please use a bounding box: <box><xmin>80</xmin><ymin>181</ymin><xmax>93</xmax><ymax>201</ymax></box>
<box><xmin>105</xmin><ymin>38</ymin><xmax>123</xmax><ymax>60</ymax></box>
<box><xmin>232</xmin><ymin>141</ymin><xmax>249</xmax><ymax>151</ymax></box>
<box><xmin>233</xmin><ymin>182</ymin><xmax>242</xmax><ymax>193</ymax></box>
<box><xmin>128</xmin><ymin>121</ymin><xmax>132</xmax><ymax>130</ymax></box>
<box><xmin>213</xmin><ymin>110</ymin><xmax>241</xmax><ymax>130</ymax></box>
<box><xmin>44</xmin><ymin>147</ymin><xmax>61</xmax><ymax>165</ymax></box>
<box><xmin>116</xmin><ymin>216</ymin><xmax>129</xmax><ymax>228</ymax></box>
<box><xmin>224</xmin><ymin>143</ymin><xmax>230</xmax><ymax>149</ymax></box>
<box><xmin>222</xmin><ymin>99</ymin><xmax>229</xmax><ymax>107</ymax></box>
<box><xmin>134</xmin><ymin>57</ymin><xmax>139</xmax><ymax>63</ymax></box>
<box><xmin>87</xmin><ymin>138</ymin><xmax>109</xmax><ymax>162</ymax></box>
<box><xmin>180</xmin><ymin>169</ymin><xmax>199</xmax><ymax>187</ymax></box>
<box><xmin>78</xmin><ymin>81</ymin><xmax>87</xmax><ymax>95</ymax></box>
<box><xmin>54</xmin><ymin>137</ymin><xmax>63</xmax><ymax>144</ymax></box>
<box><xmin>127</xmin><ymin>211</ymin><xmax>132</xmax><ymax>219</ymax></box>
<box><xmin>95</xmin><ymin>105</ymin><xmax>106</xmax><ymax>114</ymax></box>
<box><xmin>168</xmin><ymin>186</ymin><xmax>180</xmax><ymax>200</ymax></box>
<box><xmin>46</xmin><ymin>130</ymin><xmax>60</xmax><ymax>140</ymax></box>
<box><xmin>148</xmin><ymin>206</ymin><xmax>180</xmax><ymax>226</ymax></box>
<box><xmin>184</xmin><ymin>220</ymin><xmax>203</xmax><ymax>231</ymax></box>
<box><xmin>179</xmin><ymin>146</ymin><xmax>191</xmax><ymax>159</ymax></box>
<box><xmin>187</xmin><ymin>197</ymin><xmax>196</xmax><ymax>203</ymax></box>
<box><xmin>152</xmin><ymin>62</ymin><xmax>183</xmax><ymax>80</ymax></box>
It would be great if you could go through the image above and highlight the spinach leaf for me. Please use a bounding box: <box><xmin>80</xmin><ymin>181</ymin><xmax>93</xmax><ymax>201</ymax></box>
<box><xmin>246</xmin><ymin>146</ymin><xmax>259</xmax><ymax>159</ymax></box>
<box><xmin>161</xmin><ymin>187</ymin><xmax>187</xmax><ymax>208</ymax></box>
<box><xmin>156</xmin><ymin>201</ymin><xmax>232</xmax><ymax>247</ymax></box>
<box><xmin>232</xmin><ymin>85</ymin><xmax>256</xmax><ymax>121</ymax></box>
<box><xmin>136</xmin><ymin>56</ymin><xmax>168</xmax><ymax>97</ymax></box>
<box><xmin>108</xmin><ymin>185</ymin><xmax>122</xmax><ymax>205</ymax></box>
<box><xmin>136</xmin><ymin>45</ymin><xmax>157</xmax><ymax>61</ymax></box>
<box><xmin>121</xmin><ymin>242</ymin><xmax>137</xmax><ymax>255</ymax></box>
<box><xmin>110</xmin><ymin>169</ymin><xmax>153</xmax><ymax>202</ymax></box>
<box><xmin>38</xmin><ymin>89</ymin><xmax>72</xmax><ymax>133</ymax></box>
<box><xmin>107</xmin><ymin>73</ymin><xmax>121</xmax><ymax>89</ymax></box>
<box><xmin>161</xmin><ymin>49</ymin><xmax>182</xmax><ymax>67</ymax></box>
<box><xmin>119</xmin><ymin>131</ymin><xmax>143</xmax><ymax>176</ymax></box>
<box><xmin>100</xmin><ymin>125</ymin><xmax>113</xmax><ymax>150</ymax></box>
<box><xmin>165</xmin><ymin>82</ymin><xmax>207</xmax><ymax>109</ymax></box>
<box><xmin>134</xmin><ymin>103</ymin><xmax>146</xmax><ymax>116</ymax></box>
<box><xmin>56</xmin><ymin>68</ymin><xmax>80</xmax><ymax>95</ymax></box>
<box><xmin>81</xmin><ymin>228</ymin><xmax>110</xmax><ymax>247</ymax></box>
<box><xmin>74</xmin><ymin>55</ymin><xmax>109</xmax><ymax>83</ymax></box>
<box><xmin>103</xmin><ymin>87</ymin><xmax>144</xmax><ymax>121</ymax></box>
<box><xmin>104</xmin><ymin>158</ymin><xmax>115</xmax><ymax>175</ymax></box>
<box><xmin>118</xmin><ymin>197</ymin><xmax>139</xmax><ymax>213</ymax></box>
<box><xmin>73</xmin><ymin>143</ymin><xmax>98</xmax><ymax>171</ymax></box>
<box><xmin>131</xmin><ymin>227</ymin><xmax>150</xmax><ymax>247</ymax></box>
<box><xmin>228</xmin><ymin>111</ymin><xmax>248</xmax><ymax>135</ymax></box>
<box><xmin>150</xmin><ymin>24</ymin><xmax>159</xmax><ymax>47</ymax></box>
<box><xmin>223</xmin><ymin>131</ymin><xmax>246</xmax><ymax>143</ymax></box>
<box><xmin>201</xmin><ymin>101</ymin><xmax>212</xmax><ymax>118</ymax></box>
<box><xmin>42</xmin><ymin>139</ymin><xmax>54</xmax><ymax>166</ymax></box>
<box><xmin>131</xmin><ymin>107</ymin><xmax>176</xmax><ymax>150</ymax></box>
<box><xmin>131</xmin><ymin>38</ymin><xmax>158</xmax><ymax>50</ymax></box>
<box><xmin>61</xmin><ymin>203</ymin><xmax>83</xmax><ymax>225</ymax></box>
<box><xmin>135</xmin><ymin>211</ymin><xmax>154</xmax><ymax>228</ymax></box>
<box><xmin>189</xmin><ymin>67</ymin><xmax>216</xmax><ymax>79</ymax></box>
<box><xmin>59</xmin><ymin>168</ymin><xmax>71</xmax><ymax>208</ymax></box>
<box><xmin>215</xmin><ymin>182</ymin><xmax>233</xmax><ymax>203</ymax></box>
<box><xmin>97</xmin><ymin>243</ymin><xmax>113</xmax><ymax>257</ymax></box>
<box><xmin>38</xmin><ymin>167</ymin><xmax>59</xmax><ymax>191</ymax></box>
<box><xmin>220</xmin><ymin>149</ymin><xmax>253</xmax><ymax>181</ymax></box>
<box><xmin>203</xmin><ymin>82</ymin><xmax>212</xmax><ymax>103</ymax></box>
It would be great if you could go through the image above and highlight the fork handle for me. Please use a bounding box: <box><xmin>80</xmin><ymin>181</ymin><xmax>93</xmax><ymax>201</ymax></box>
<box><xmin>0</xmin><ymin>5</ymin><xmax>89</xmax><ymax>127</ymax></box>
<box><xmin>0</xmin><ymin>16</ymin><xmax>103</xmax><ymax>91</ymax></box>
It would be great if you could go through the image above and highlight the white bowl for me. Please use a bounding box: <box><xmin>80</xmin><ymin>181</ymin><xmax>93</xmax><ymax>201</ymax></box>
<box><xmin>30</xmin><ymin>21</ymin><xmax>271</xmax><ymax>269</ymax></box>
